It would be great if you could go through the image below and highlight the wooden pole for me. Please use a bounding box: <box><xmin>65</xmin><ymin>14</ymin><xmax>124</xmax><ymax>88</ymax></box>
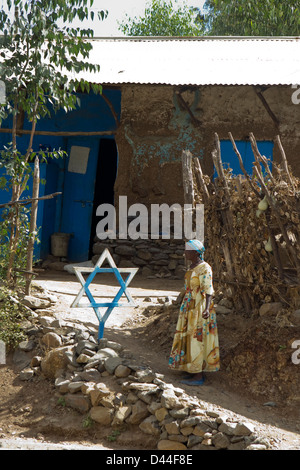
<box><xmin>249</xmin><ymin>132</ymin><xmax>275</xmax><ymax>185</ymax></box>
<box><xmin>253</xmin><ymin>86</ymin><xmax>280</xmax><ymax>128</ymax></box>
<box><xmin>274</xmin><ymin>135</ymin><xmax>295</xmax><ymax>192</ymax></box>
<box><xmin>175</xmin><ymin>92</ymin><xmax>202</xmax><ymax>128</ymax></box>
<box><xmin>0</xmin><ymin>128</ymin><xmax>115</xmax><ymax>137</ymax></box>
<box><xmin>25</xmin><ymin>156</ymin><xmax>40</xmax><ymax>295</ymax></box>
<box><xmin>214</xmin><ymin>133</ymin><xmax>230</xmax><ymax>197</ymax></box>
<box><xmin>182</xmin><ymin>150</ymin><xmax>194</xmax><ymax>206</ymax></box>
<box><xmin>228</xmin><ymin>132</ymin><xmax>261</xmax><ymax>197</ymax></box>
<box><xmin>192</xmin><ymin>157</ymin><xmax>209</xmax><ymax>202</ymax></box>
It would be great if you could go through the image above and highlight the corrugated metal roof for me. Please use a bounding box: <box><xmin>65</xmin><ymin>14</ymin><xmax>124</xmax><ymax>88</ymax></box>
<box><xmin>73</xmin><ymin>37</ymin><xmax>300</xmax><ymax>87</ymax></box>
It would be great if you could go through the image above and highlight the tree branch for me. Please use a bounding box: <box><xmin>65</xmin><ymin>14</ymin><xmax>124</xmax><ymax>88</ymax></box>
<box><xmin>0</xmin><ymin>192</ymin><xmax>62</xmax><ymax>208</ymax></box>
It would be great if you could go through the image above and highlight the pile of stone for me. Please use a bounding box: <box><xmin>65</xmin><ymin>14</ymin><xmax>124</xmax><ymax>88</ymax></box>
<box><xmin>92</xmin><ymin>239</ymin><xmax>186</xmax><ymax>279</ymax></box>
<box><xmin>15</xmin><ymin>306</ymin><xmax>269</xmax><ymax>451</ymax></box>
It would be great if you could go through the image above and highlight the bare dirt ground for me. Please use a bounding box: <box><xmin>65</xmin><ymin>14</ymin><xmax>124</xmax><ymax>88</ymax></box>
<box><xmin>0</xmin><ymin>270</ymin><xmax>300</xmax><ymax>451</ymax></box>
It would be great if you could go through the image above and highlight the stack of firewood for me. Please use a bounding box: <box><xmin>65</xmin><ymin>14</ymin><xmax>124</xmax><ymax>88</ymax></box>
<box><xmin>182</xmin><ymin>132</ymin><xmax>300</xmax><ymax>315</ymax></box>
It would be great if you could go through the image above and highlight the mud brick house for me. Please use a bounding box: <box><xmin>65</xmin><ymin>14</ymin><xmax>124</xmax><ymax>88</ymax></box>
<box><xmin>0</xmin><ymin>37</ymin><xmax>300</xmax><ymax>274</ymax></box>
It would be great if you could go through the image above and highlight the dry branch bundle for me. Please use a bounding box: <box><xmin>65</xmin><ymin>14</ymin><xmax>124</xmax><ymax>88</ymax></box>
<box><xmin>190</xmin><ymin>133</ymin><xmax>300</xmax><ymax>314</ymax></box>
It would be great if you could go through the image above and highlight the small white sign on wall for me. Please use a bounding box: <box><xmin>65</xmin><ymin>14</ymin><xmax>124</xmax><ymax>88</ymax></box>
<box><xmin>68</xmin><ymin>146</ymin><xmax>91</xmax><ymax>174</ymax></box>
<box><xmin>0</xmin><ymin>340</ymin><xmax>6</xmax><ymax>365</ymax></box>
<box><xmin>0</xmin><ymin>80</ymin><xmax>6</xmax><ymax>105</ymax></box>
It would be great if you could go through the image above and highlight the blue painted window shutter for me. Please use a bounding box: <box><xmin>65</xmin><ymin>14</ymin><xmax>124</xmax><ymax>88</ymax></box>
<box><xmin>216</xmin><ymin>140</ymin><xmax>274</xmax><ymax>177</ymax></box>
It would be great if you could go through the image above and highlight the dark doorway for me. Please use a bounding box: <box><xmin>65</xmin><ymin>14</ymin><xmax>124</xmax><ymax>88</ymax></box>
<box><xmin>89</xmin><ymin>138</ymin><xmax>118</xmax><ymax>257</ymax></box>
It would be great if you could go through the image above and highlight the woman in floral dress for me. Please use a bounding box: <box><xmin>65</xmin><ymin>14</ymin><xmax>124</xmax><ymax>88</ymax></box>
<box><xmin>168</xmin><ymin>240</ymin><xmax>220</xmax><ymax>385</ymax></box>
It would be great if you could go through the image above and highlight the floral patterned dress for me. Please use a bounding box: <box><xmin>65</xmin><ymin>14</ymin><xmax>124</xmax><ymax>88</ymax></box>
<box><xmin>168</xmin><ymin>261</ymin><xmax>220</xmax><ymax>374</ymax></box>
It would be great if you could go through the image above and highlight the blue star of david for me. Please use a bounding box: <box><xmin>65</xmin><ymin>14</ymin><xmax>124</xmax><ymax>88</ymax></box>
<box><xmin>71</xmin><ymin>249</ymin><xmax>138</xmax><ymax>340</ymax></box>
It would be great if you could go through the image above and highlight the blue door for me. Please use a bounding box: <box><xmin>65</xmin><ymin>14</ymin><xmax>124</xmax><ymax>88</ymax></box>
<box><xmin>59</xmin><ymin>137</ymin><xmax>100</xmax><ymax>262</ymax></box>
<box><xmin>218</xmin><ymin>140</ymin><xmax>273</xmax><ymax>177</ymax></box>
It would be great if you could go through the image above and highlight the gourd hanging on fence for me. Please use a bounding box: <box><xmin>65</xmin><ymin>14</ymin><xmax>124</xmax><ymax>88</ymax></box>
<box><xmin>258</xmin><ymin>196</ymin><xmax>269</xmax><ymax>211</ymax></box>
<box><xmin>256</xmin><ymin>196</ymin><xmax>269</xmax><ymax>218</ymax></box>
<box><xmin>264</xmin><ymin>237</ymin><xmax>273</xmax><ymax>252</ymax></box>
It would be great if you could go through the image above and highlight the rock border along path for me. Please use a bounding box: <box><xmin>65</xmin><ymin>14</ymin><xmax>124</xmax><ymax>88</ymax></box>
<box><xmin>3</xmin><ymin>277</ymin><xmax>300</xmax><ymax>451</ymax></box>
<box><xmin>13</xmin><ymin>309</ymin><xmax>288</xmax><ymax>451</ymax></box>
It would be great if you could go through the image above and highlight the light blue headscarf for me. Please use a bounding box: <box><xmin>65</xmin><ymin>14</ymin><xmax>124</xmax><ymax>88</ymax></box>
<box><xmin>186</xmin><ymin>239</ymin><xmax>205</xmax><ymax>260</ymax></box>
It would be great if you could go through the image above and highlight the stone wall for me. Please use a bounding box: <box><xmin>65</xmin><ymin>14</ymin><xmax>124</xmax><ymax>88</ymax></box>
<box><xmin>92</xmin><ymin>238</ymin><xmax>186</xmax><ymax>279</ymax></box>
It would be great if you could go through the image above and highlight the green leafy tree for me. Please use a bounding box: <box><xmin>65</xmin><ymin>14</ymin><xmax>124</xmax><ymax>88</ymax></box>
<box><xmin>118</xmin><ymin>0</ymin><xmax>205</xmax><ymax>36</ymax></box>
<box><xmin>204</xmin><ymin>0</ymin><xmax>300</xmax><ymax>36</ymax></box>
<box><xmin>0</xmin><ymin>0</ymin><xmax>106</xmax><ymax>286</ymax></box>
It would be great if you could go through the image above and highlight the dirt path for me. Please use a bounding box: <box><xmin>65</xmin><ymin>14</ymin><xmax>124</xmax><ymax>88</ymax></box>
<box><xmin>35</xmin><ymin>270</ymin><xmax>181</xmax><ymax>331</ymax></box>
<box><xmin>1</xmin><ymin>270</ymin><xmax>300</xmax><ymax>450</ymax></box>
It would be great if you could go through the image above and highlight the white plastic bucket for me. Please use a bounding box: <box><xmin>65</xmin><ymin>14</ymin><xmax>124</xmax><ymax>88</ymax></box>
<box><xmin>51</xmin><ymin>232</ymin><xmax>71</xmax><ymax>257</ymax></box>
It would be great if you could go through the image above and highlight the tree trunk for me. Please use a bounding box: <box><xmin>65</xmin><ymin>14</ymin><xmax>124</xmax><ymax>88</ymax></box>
<box><xmin>25</xmin><ymin>156</ymin><xmax>40</xmax><ymax>295</ymax></box>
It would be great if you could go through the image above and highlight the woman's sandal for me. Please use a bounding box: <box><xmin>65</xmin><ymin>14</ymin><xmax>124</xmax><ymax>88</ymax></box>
<box><xmin>180</xmin><ymin>375</ymin><xmax>205</xmax><ymax>386</ymax></box>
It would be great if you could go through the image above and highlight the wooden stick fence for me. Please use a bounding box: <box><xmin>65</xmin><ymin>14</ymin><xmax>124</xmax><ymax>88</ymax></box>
<box><xmin>183</xmin><ymin>132</ymin><xmax>300</xmax><ymax>314</ymax></box>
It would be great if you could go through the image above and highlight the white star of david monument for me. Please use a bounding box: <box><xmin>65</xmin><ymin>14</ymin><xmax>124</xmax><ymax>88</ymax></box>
<box><xmin>71</xmin><ymin>248</ymin><xmax>138</xmax><ymax>340</ymax></box>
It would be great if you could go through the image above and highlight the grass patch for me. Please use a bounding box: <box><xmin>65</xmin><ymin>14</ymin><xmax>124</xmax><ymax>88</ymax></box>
<box><xmin>82</xmin><ymin>415</ymin><xmax>94</xmax><ymax>429</ymax></box>
<box><xmin>106</xmin><ymin>430</ymin><xmax>121</xmax><ymax>442</ymax></box>
<box><xmin>0</xmin><ymin>286</ymin><xmax>28</xmax><ymax>350</ymax></box>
